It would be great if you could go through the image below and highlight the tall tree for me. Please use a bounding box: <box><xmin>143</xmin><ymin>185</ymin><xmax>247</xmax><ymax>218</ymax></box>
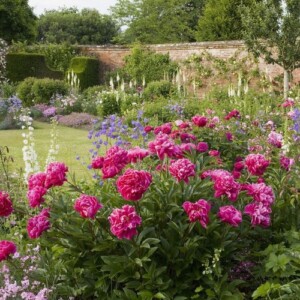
<box><xmin>0</xmin><ymin>0</ymin><xmax>37</xmax><ymax>43</ymax></box>
<box><xmin>241</xmin><ymin>0</ymin><xmax>300</xmax><ymax>98</ymax></box>
<box><xmin>196</xmin><ymin>0</ymin><xmax>256</xmax><ymax>41</ymax></box>
<box><xmin>111</xmin><ymin>0</ymin><xmax>206</xmax><ymax>44</ymax></box>
<box><xmin>37</xmin><ymin>8</ymin><xmax>119</xmax><ymax>44</ymax></box>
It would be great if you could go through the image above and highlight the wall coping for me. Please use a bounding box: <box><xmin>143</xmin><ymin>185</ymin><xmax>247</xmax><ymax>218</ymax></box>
<box><xmin>78</xmin><ymin>40</ymin><xmax>246</xmax><ymax>51</ymax></box>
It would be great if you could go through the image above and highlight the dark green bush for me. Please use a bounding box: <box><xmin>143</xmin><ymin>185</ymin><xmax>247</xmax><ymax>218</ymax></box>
<box><xmin>17</xmin><ymin>77</ymin><xmax>68</xmax><ymax>106</ymax></box>
<box><xmin>16</xmin><ymin>77</ymin><xmax>36</xmax><ymax>106</ymax></box>
<box><xmin>68</xmin><ymin>56</ymin><xmax>99</xmax><ymax>90</ymax></box>
<box><xmin>0</xmin><ymin>82</ymin><xmax>18</xmax><ymax>98</ymax></box>
<box><xmin>98</xmin><ymin>91</ymin><xmax>121</xmax><ymax>117</ymax></box>
<box><xmin>31</xmin><ymin>78</ymin><xmax>68</xmax><ymax>104</ymax></box>
<box><xmin>6</xmin><ymin>53</ymin><xmax>63</xmax><ymax>82</ymax></box>
<box><xmin>143</xmin><ymin>80</ymin><xmax>175</xmax><ymax>100</ymax></box>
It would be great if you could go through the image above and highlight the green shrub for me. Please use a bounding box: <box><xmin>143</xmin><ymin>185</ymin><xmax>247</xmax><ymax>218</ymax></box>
<box><xmin>0</xmin><ymin>82</ymin><xmax>18</xmax><ymax>98</ymax></box>
<box><xmin>17</xmin><ymin>77</ymin><xmax>68</xmax><ymax>106</ymax></box>
<box><xmin>97</xmin><ymin>91</ymin><xmax>121</xmax><ymax>117</ymax></box>
<box><xmin>143</xmin><ymin>80</ymin><xmax>175</xmax><ymax>100</ymax></box>
<box><xmin>6</xmin><ymin>53</ymin><xmax>63</xmax><ymax>82</ymax></box>
<box><xmin>68</xmin><ymin>56</ymin><xmax>99</xmax><ymax>90</ymax></box>
<box><xmin>31</xmin><ymin>78</ymin><xmax>68</xmax><ymax>104</ymax></box>
<box><xmin>122</xmin><ymin>44</ymin><xmax>178</xmax><ymax>84</ymax></box>
<box><xmin>16</xmin><ymin>77</ymin><xmax>36</xmax><ymax>106</ymax></box>
<box><xmin>120</xmin><ymin>93</ymin><xmax>142</xmax><ymax>113</ymax></box>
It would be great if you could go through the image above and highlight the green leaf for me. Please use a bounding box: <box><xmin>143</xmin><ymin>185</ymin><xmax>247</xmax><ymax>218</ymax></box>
<box><xmin>252</xmin><ymin>282</ymin><xmax>271</xmax><ymax>299</ymax></box>
<box><xmin>195</xmin><ymin>286</ymin><xmax>203</xmax><ymax>293</ymax></box>
<box><xmin>154</xmin><ymin>292</ymin><xmax>166</xmax><ymax>299</ymax></box>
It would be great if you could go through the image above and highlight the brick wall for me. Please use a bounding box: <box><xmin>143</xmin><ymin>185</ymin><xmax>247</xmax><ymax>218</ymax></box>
<box><xmin>79</xmin><ymin>41</ymin><xmax>300</xmax><ymax>85</ymax></box>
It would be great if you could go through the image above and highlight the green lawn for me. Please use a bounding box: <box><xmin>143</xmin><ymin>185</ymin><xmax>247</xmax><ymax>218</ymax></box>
<box><xmin>0</xmin><ymin>121</ymin><xmax>96</xmax><ymax>179</ymax></box>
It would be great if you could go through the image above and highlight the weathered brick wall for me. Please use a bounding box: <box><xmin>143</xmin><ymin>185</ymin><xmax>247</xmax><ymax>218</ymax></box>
<box><xmin>79</xmin><ymin>41</ymin><xmax>300</xmax><ymax>85</ymax></box>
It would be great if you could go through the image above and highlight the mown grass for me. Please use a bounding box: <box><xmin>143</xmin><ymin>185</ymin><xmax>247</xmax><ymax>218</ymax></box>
<box><xmin>0</xmin><ymin>121</ymin><xmax>95</xmax><ymax>179</ymax></box>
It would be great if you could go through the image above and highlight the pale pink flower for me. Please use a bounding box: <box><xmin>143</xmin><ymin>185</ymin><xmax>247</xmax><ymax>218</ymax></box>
<box><xmin>108</xmin><ymin>205</ymin><xmax>142</xmax><ymax>239</ymax></box>
<box><xmin>74</xmin><ymin>194</ymin><xmax>102</xmax><ymax>219</ymax></box>
<box><xmin>117</xmin><ymin>169</ymin><xmax>152</xmax><ymax>201</ymax></box>
<box><xmin>182</xmin><ymin>199</ymin><xmax>211</xmax><ymax>228</ymax></box>
<box><xmin>169</xmin><ymin>158</ymin><xmax>196</xmax><ymax>183</ymax></box>
<box><xmin>244</xmin><ymin>202</ymin><xmax>271</xmax><ymax>227</ymax></box>
<box><xmin>282</xmin><ymin>98</ymin><xmax>295</xmax><ymax>107</ymax></box>
<box><xmin>267</xmin><ymin>131</ymin><xmax>283</xmax><ymax>148</ymax></box>
<box><xmin>218</xmin><ymin>205</ymin><xmax>242</xmax><ymax>227</ymax></box>
<box><xmin>245</xmin><ymin>154</ymin><xmax>270</xmax><ymax>176</ymax></box>
<box><xmin>127</xmin><ymin>147</ymin><xmax>149</xmax><ymax>163</ymax></box>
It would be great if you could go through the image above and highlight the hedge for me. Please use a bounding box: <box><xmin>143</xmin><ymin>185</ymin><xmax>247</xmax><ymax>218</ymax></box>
<box><xmin>68</xmin><ymin>56</ymin><xmax>99</xmax><ymax>90</ymax></box>
<box><xmin>6</xmin><ymin>53</ymin><xmax>63</xmax><ymax>82</ymax></box>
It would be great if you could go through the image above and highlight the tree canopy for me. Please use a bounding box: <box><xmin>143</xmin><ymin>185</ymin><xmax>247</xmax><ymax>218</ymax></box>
<box><xmin>241</xmin><ymin>0</ymin><xmax>300</xmax><ymax>97</ymax></box>
<box><xmin>0</xmin><ymin>0</ymin><xmax>37</xmax><ymax>43</ymax></box>
<box><xmin>196</xmin><ymin>0</ymin><xmax>257</xmax><ymax>41</ymax></box>
<box><xmin>111</xmin><ymin>0</ymin><xmax>206</xmax><ymax>44</ymax></box>
<box><xmin>37</xmin><ymin>8</ymin><xmax>119</xmax><ymax>44</ymax></box>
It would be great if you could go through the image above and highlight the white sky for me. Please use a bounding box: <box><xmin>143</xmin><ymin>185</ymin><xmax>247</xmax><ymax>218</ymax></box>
<box><xmin>28</xmin><ymin>0</ymin><xmax>118</xmax><ymax>16</ymax></box>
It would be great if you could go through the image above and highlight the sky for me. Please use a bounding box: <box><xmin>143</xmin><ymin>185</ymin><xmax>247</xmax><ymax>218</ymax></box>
<box><xmin>28</xmin><ymin>0</ymin><xmax>118</xmax><ymax>16</ymax></box>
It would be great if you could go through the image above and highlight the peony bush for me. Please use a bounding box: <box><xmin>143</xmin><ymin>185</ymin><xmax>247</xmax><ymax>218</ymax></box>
<box><xmin>0</xmin><ymin>97</ymin><xmax>300</xmax><ymax>299</ymax></box>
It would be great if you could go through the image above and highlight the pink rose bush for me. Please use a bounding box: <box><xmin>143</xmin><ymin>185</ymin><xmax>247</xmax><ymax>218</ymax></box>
<box><xmin>0</xmin><ymin>191</ymin><xmax>13</xmax><ymax>217</ymax></box>
<box><xmin>117</xmin><ymin>169</ymin><xmax>152</xmax><ymax>201</ymax></box>
<box><xmin>74</xmin><ymin>195</ymin><xmax>103</xmax><ymax>219</ymax></box>
<box><xmin>108</xmin><ymin>205</ymin><xmax>142</xmax><ymax>240</ymax></box>
<box><xmin>191</xmin><ymin>115</ymin><xmax>208</xmax><ymax>127</ymax></box>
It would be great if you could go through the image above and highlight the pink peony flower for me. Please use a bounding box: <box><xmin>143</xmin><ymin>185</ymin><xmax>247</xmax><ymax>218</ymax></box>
<box><xmin>208</xmin><ymin>116</ymin><xmax>220</xmax><ymax>128</ymax></box>
<box><xmin>180</xmin><ymin>133</ymin><xmax>196</xmax><ymax>143</ymax></box>
<box><xmin>244</xmin><ymin>202</ymin><xmax>271</xmax><ymax>227</ymax></box>
<box><xmin>44</xmin><ymin>162</ymin><xmax>68</xmax><ymax>189</ymax></box>
<box><xmin>245</xmin><ymin>154</ymin><xmax>270</xmax><ymax>176</ymax></box>
<box><xmin>161</xmin><ymin>122</ymin><xmax>172</xmax><ymax>134</ymax></box>
<box><xmin>196</xmin><ymin>142</ymin><xmax>209</xmax><ymax>153</ymax></box>
<box><xmin>226</xmin><ymin>132</ymin><xmax>233</xmax><ymax>142</ymax></box>
<box><xmin>28</xmin><ymin>172</ymin><xmax>47</xmax><ymax>189</ymax></box>
<box><xmin>234</xmin><ymin>161</ymin><xmax>244</xmax><ymax>172</ymax></box>
<box><xmin>117</xmin><ymin>169</ymin><xmax>152</xmax><ymax>201</ymax></box>
<box><xmin>182</xmin><ymin>199</ymin><xmax>211</xmax><ymax>228</ymax></box>
<box><xmin>192</xmin><ymin>115</ymin><xmax>208</xmax><ymax>127</ymax></box>
<box><xmin>0</xmin><ymin>240</ymin><xmax>17</xmax><ymax>262</ymax></box>
<box><xmin>282</xmin><ymin>98</ymin><xmax>295</xmax><ymax>108</ymax></box>
<box><xmin>209</xmin><ymin>170</ymin><xmax>240</xmax><ymax>201</ymax></box>
<box><xmin>102</xmin><ymin>146</ymin><xmax>128</xmax><ymax>179</ymax></box>
<box><xmin>74</xmin><ymin>194</ymin><xmax>102</xmax><ymax>219</ymax></box>
<box><xmin>209</xmin><ymin>150</ymin><xmax>220</xmax><ymax>157</ymax></box>
<box><xmin>243</xmin><ymin>183</ymin><xmax>275</xmax><ymax>206</ymax></box>
<box><xmin>267</xmin><ymin>131</ymin><xmax>283</xmax><ymax>148</ymax></box>
<box><xmin>144</xmin><ymin>125</ymin><xmax>154</xmax><ymax>133</ymax></box>
<box><xmin>280</xmin><ymin>155</ymin><xmax>294</xmax><ymax>171</ymax></box>
<box><xmin>148</xmin><ymin>133</ymin><xmax>182</xmax><ymax>160</ymax></box>
<box><xmin>91</xmin><ymin>156</ymin><xmax>105</xmax><ymax>169</ymax></box>
<box><xmin>27</xmin><ymin>209</ymin><xmax>51</xmax><ymax>239</ymax></box>
<box><xmin>225</xmin><ymin>109</ymin><xmax>240</xmax><ymax>120</ymax></box>
<box><xmin>180</xmin><ymin>143</ymin><xmax>196</xmax><ymax>153</ymax></box>
<box><xmin>169</xmin><ymin>158</ymin><xmax>196</xmax><ymax>183</ymax></box>
<box><xmin>218</xmin><ymin>205</ymin><xmax>242</xmax><ymax>227</ymax></box>
<box><xmin>108</xmin><ymin>205</ymin><xmax>142</xmax><ymax>239</ymax></box>
<box><xmin>127</xmin><ymin>147</ymin><xmax>149</xmax><ymax>163</ymax></box>
<box><xmin>0</xmin><ymin>191</ymin><xmax>13</xmax><ymax>217</ymax></box>
<box><xmin>27</xmin><ymin>186</ymin><xmax>47</xmax><ymax>208</ymax></box>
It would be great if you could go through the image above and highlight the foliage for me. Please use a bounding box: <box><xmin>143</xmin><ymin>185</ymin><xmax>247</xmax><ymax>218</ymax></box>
<box><xmin>196</xmin><ymin>0</ymin><xmax>256</xmax><ymax>41</ymax></box>
<box><xmin>122</xmin><ymin>44</ymin><xmax>178</xmax><ymax>84</ymax></box>
<box><xmin>0</xmin><ymin>0</ymin><xmax>37</xmax><ymax>43</ymax></box>
<box><xmin>68</xmin><ymin>57</ymin><xmax>99</xmax><ymax>90</ymax></box>
<box><xmin>0</xmin><ymin>96</ymin><xmax>23</xmax><ymax>129</ymax></box>
<box><xmin>111</xmin><ymin>0</ymin><xmax>206</xmax><ymax>43</ymax></box>
<box><xmin>37</xmin><ymin>8</ymin><xmax>118</xmax><ymax>44</ymax></box>
<box><xmin>0</xmin><ymin>82</ymin><xmax>18</xmax><ymax>98</ymax></box>
<box><xmin>16</xmin><ymin>77</ymin><xmax>68</xmax><ymax>106</ymax></box>
<box><xmin>6</xmin><ymin>53</ymin><xmax>63</xmax><ymax>83</ymax></box>
<box><xmin>0</xmin><ymin>38</ymin><xmax>8</xmax><ymax>83</ymax></box>
<box><xmin>97</xmin><ymin>91</ymin><xmax>121</xmax><ymax>117</ymax></box>
<box><xmin>10</xmin><ymin>42</ymin><xmax>79</xmax><ymax>73</ymax></box>
<box><xmin>143</xmin><ymin>81</ymin><xmax>176</xmax><ymax>101</ymax></box>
